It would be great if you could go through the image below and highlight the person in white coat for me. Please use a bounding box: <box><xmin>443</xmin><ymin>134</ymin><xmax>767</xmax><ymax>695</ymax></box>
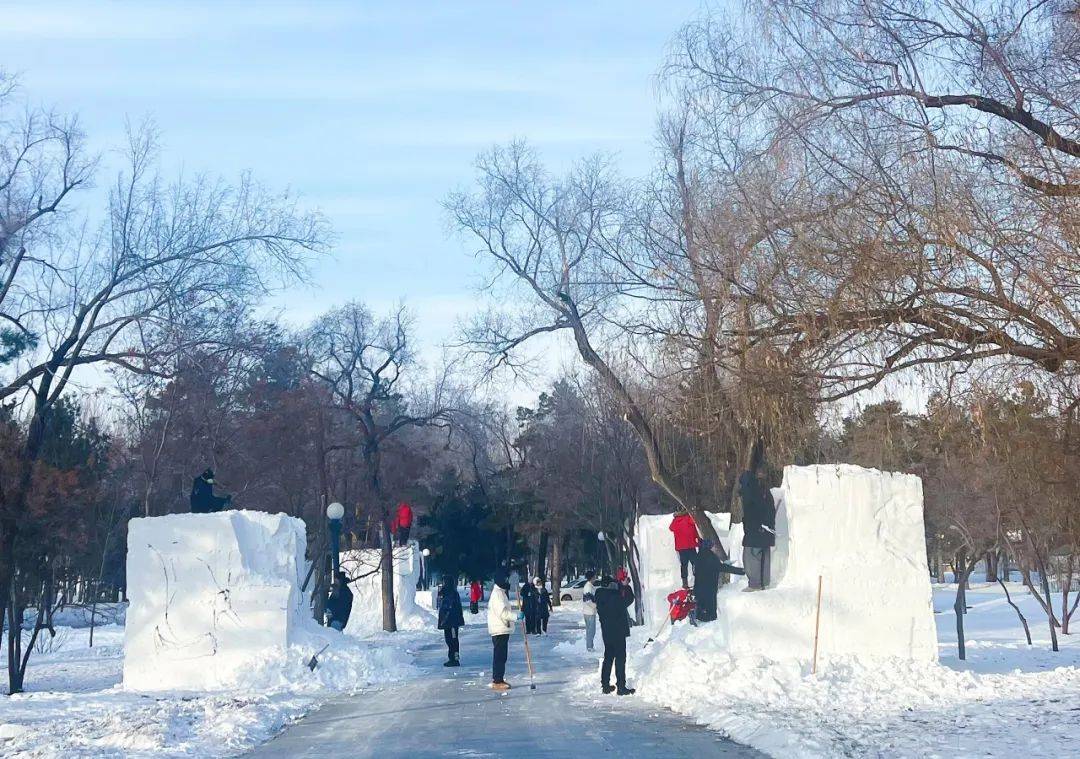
<box><xmin>487</xmin><ymin>568</ymin><xmax>520</xmax><ymax>690</ymax></box>
<box><xmin>582</xmin><ymin>569</ymin><xmax>598</xmax><ymax>652</ymax></box>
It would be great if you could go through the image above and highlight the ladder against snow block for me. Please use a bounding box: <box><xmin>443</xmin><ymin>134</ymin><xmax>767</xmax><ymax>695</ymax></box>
<box><xmin>716</xmin><ymin>464</ymin><xmax>938</xmax><ymax>664</ymax></box>
<box><xmin>123</xmin><ymin>510</ymin><xmax>309</xmax><ymax>691</ymax></box>
<box><xmin>635</xmin><ymin>511</ymin><xmax>734</xmax><ymax>630</ymax></box>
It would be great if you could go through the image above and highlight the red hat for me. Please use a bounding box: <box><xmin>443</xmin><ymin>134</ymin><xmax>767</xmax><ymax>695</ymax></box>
<box><xmin>615</xmin><ymin>567</ymin><xmax>628</xmax><ymax>583</ymax></box>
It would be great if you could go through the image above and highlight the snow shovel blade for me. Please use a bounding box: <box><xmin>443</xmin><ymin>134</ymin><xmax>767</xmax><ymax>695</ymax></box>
<box><xmin>307</xmin><ymin>643</ymin><xmax>331</xmax><ymax>671</ymax></box>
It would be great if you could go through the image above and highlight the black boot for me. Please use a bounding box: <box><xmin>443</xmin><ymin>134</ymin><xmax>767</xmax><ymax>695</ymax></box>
<box><xmin>602</xmin><ymin>684</ymin><xmax>615</xmax><ymax>694</ymax></box>
<box><xmin>617</xmin><ymin>686</ymin><xmax>636</xmax><ymax>696</ymax></box>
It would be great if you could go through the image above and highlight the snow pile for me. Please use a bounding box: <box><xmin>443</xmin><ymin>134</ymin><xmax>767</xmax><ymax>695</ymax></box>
<box><xmin>0</xmin><ymin>620</ymin><xmax>419</xmax><ymax>758</ymax></box>
<box><xmin>629</xmin><ymin>603</ymin><xmax>1080</xmax><ymax>758</ymax></box>
<box><xmin>635</xmin><ymin>511</ymin><xmax>732</xmax><ymax>629</ymax></box>
<box><xmin>340</xmin><ymin>542</ymin><xmax>433</xmax><ymax>635</ymax></box>
<box><xmin>714</xmin><ymin>465</ymin><xmax>936</xmax><ymax>664</ymax></box>
<box><xmin>124</xmin><ymin>510</ymin><xmax>310</xmax><ymax>692</ymax></box>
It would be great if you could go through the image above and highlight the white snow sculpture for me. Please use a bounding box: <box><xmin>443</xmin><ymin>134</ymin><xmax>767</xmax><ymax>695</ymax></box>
<box><xmin>636</xmin><ymin>465</ymin><xmax>937</xmax><ymax>663</ymax></box>
<box><xmin>340</xmin><ymin>541</ymin><xmax>430</xmax><ymax>634</ymax></box>
<box><xmin>124</xmin><ymin>510</ymin><xmax>309</xmax><ymax>692</ymax></box>
<box><xmin>635</xmin><ymin>512</ymin><xmax>733</xmax><ymax>629</ymax></box>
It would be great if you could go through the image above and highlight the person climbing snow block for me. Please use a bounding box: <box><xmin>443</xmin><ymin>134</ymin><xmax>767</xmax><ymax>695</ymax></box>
<box><xmin>669</xmin><ymin>512</ymin><xmax>699</xmax><ymax>588</ymax></box>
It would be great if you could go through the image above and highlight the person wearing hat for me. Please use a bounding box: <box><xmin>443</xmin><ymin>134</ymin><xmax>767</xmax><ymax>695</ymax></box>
<box><xmin>189</xmin><ymin>468</ymin><xmax>231</xmax><ymax>513</ymax></box>
<box><xmin>534</xmin><ymin>577</ymin><xmax>552</xmax><ymax>634</ymax></box>
<box><xmin>437</xmin><ymin>576</ymin><xmax>465</xmax><ymax>667</ymax></box>
<box><xmin>594</xmin><ymin>574</ymin><xmax>636</xmax><ymax>695</ymax></box>
<box><xmin>487</xmin><ymin>569</ymin><xmax>520</xmax><ymax>690</ymax></box>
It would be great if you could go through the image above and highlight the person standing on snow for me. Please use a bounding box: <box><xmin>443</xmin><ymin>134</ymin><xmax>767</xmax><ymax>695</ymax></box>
<box><xmin>535</xmin><ymin>577</ymin><xmax>553</xmax><ymax>634</ymax></box>
<box><xmin>582</xmin><ymin>570</ymin><xmax>598</xmax><ymax>652</ymax></box>
<box><xmin>469</xmin><ymin>579</ymin><xmax>483</xmax><ymax>614</ymax></box>
<box><xmin>520</xmin><ymin>578</ymin><xmax>540</xmax><ymax>634</ymax></box>
<box><xmin>594</xmin><ymin>574</ymin><xmax>636</xmax><ymax>695</ymax></box>
<box><xmin>190</xmin><ymin>468</ymin><xmax>232</xmax><ymax>513</ymax></box>
<box><xmin>392</xmin><ymin>501</ymin><xmax>413</xmax><ymax>546</ymax></box>
<box><xmin>740</xmin><ymin>466</ymin><xmax>776</xmax><ymax>591</ymax></box>
<box><xmin>437</xmin><ymin>577</ymin><xmax>465</xmax><ymax>667</ymax></box>
<box><xmin>693</xmin><ymin>539</ymin><xmax>722</xmax><ymax>622</ymax></box>
<box><xmin>669</xmin><ymin>511</ymin><xmax>699</xmax><ymax>588</ymax></box>
<box><xmin>326</xmin><ymin>571</ymin><xmax>353</xmax><ymax>631</ymax></box>
<box><xmin>487</xmin><ymin>569</ymin><xmax>520</xmax><ymax>690</ymax></box>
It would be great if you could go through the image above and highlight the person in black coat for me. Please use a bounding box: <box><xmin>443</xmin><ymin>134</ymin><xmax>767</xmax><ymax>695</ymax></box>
<box><xmin>520</xmin><ymin>580</ymin><xmax>540</xmax><ymax>634</ymax></box>
<box><xmin>326</xmin><ymin>571</ymin><xmax>353</xmax><ymax>631</ymax></box>
<box><xmin>594</xmin><ymin>575</ymin><xmax>636</xmax><ymax>695</ymax></box>
<box><xmin>740</xmin><ymin>468</ymin><xmax>776</xmax><ymax>590</ymax></box>
<box><xmin>693</xmin><ymin>539</ymin><xmax>746</xmax><ymax>622</ymax></box>
<box><xmin>534</xmin><ymin>578</ymin><xmax>553</xmax><ymax>634</ymax></box>
<box><xmin>437</xmin><ymin>577</ymin><xmax>465</xmax><ymax>666</ymax></box>
<box><xmin>189</xmin><ymin>468</ymin><xmax>231</xmax><ymax>513</ymax></box>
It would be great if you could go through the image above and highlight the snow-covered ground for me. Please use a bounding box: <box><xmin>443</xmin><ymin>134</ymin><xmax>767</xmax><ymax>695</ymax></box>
<box><xmin>580</xmin><ymin>581</ymin><xmax>1080</xmax><ymax>758</ymax></box>
<box><xmin>0</xmin><ymin>613</ymin><xmax>424</xmax><ymax>758</ymax></box>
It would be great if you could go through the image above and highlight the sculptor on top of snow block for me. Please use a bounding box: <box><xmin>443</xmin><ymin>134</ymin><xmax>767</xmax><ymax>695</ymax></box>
<box><xmin>719</xmin><ymin>464</ymin><xmax>937</xmax><ymax>663</ymax></box>
<box><xmin>124</xmin><ymin>510</ymin><xmax>308</xmax><ymax>692</ymax></box>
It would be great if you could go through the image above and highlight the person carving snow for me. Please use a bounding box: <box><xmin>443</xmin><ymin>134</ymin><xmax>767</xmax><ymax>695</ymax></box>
<box><xmin>740</xmin><ymin>467</ymin><xmax>776</xmax><ymax>590</ymax></box>
<box><xmin>392</xmin><ymin>501</ymin><xmax>413</xmax><ymax>546</ymax></box>
<box><xmin>326</xmin><ymin>571</ymin><xmax>353</xmax><ymax>631</ymax></box>
<box><xmin>189</xmin><ymin>468</ymin><xmax>231</xmax><ymax>513</ymax></box>
<box><xmin>487</xmin><ymin>569</ymin><xmax>519</xmax><ymax>690</ymax></box>
<box><xmin>669</xmin><ymin>512</ymin><xmax>699</xmax><ymax>588</ymax></box>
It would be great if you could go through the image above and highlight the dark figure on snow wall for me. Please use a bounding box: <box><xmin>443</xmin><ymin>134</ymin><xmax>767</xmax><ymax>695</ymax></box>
<box><xmin>520</xmin><ymin>579</ymin><xmax>540</xmax><ymax>634</ymax></box>
<box><xmin>669</xmin><ymin>512</ymin><xmax>699</xmax><ymax>588</ymax></box>
<box><xmin>437</xmin><ymin>577</ymin><xmax>465</xmax><ymax>667</ymax></box>
<box><xmin>534</xmin><ymin>577</ymin><xmax>553</xmax><ymax>634</ymax></box>
<box><xmin>595</xmin><ymin>573</ymin><xmax>636</xmax><ymax>696</ymax></box>
<box><xmin>740</xmin><ymin>466</ymin><xmax>776</xmax><ymax>591</ymax></box>
<box><xmin>392</xmin><ymin>501</ymin><xmax>413</xmax><ymax>547</ymax></box>
<box><xmin>326</xmin><ymin>571</ymin><xmax>354</xmax><ymax>631</ymax></box>
<box><xmin>469</xmin><ymin>580</ymin><xmax>483</xmax><ymax>614</ymax></box>
<box><xmin>487</xmin><ymin>569</ymin><xmax>518</xmax><ymax>690</ymax></box>
<box><xmin>190</xmin><ymin>468</ymin><xmax>232</xmax><ymax>514</ymax></box>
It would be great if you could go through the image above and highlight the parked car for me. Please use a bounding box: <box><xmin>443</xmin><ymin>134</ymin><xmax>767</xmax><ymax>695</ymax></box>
<box><xmin>558</xmin><ymin>577</ymin><xmax>590</xmax><ymax>602</ymax></box>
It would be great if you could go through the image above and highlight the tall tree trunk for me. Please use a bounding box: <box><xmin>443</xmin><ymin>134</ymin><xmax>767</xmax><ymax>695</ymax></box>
<box><xmin>954</xmin><ymin>553</ymin><xmax>969</xmax><ymax>661</ymax></box>
<box><xmin>536</xmin><ymin>531</ymin><xmax>549</xmax><ymax>581</ymax></box>
<box><xmin>550</xmin><ymin>536</ymin><xmax>563</xmax><ymax>607</ymax></box>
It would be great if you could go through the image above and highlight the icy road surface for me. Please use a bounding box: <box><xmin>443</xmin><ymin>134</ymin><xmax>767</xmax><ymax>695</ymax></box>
<box><xmin>249</xmin><ymin>610</ymin><xmax>762</xmax><ymax>758</ymax></box>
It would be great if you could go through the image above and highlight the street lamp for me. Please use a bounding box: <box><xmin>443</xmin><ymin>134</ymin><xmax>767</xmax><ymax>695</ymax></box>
<box><xmin>327</xmin><ymin>502</ymin><xmax>344</xmax><ymax>576</ymax></box>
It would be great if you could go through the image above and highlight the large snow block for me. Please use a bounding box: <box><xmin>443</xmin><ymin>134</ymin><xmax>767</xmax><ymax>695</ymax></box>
<box><xmin>124</xmin><ymin>510</ymin><xmax>308</xmax><ymax>692</ymax></box>
<box><xmin>636</xmin><ymin>512</ymin><xmax>733</xmax><ymax>629</ymax></box>
<box><xmin>340</xmin><ymin>541</ymin><xmax>431</xmax><ymax>634</ymax></box>
<box><xmin>715</xmin><ymin>464</ymin><xmax>937</xmax><ymax>664</ymax></box>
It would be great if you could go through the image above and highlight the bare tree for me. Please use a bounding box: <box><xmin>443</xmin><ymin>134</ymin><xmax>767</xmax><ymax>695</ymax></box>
<box><xmin>305</xmin><ymin>303</ymin><xmax>455</xmax><ymax>631</ymax></box>
<box><xmin>0</xmin><ymin>87</ymin><xmax>326</xmax><ymax>692</ymax></box>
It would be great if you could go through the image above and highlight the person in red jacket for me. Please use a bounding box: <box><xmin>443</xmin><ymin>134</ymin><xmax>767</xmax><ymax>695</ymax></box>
<box><xmin>393</xmin><ymin>501</ymin><xmax>413</xmax><ymax>547</ymax></box>
<box><xmin>669</xmin><ymin>512</ymin><xmax>699</xmax><ymax>588</ymax></box>
<box><xmin>469</xmin><ymin>579</ymin><xmax>483</xmax><ymax>614</ymax></box>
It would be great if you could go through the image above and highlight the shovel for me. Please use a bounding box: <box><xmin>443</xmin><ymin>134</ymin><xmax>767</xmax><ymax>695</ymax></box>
<box><xmin>307</xmin><ymin>643</ymin><xmax>331</xmax><ymax>671</ymax></box>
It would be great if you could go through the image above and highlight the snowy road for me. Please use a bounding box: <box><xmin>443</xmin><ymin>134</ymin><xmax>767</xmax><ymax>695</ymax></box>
<box><xmin>249</xmin><ymin>610</ymin><xmax>761</xmax><ymax>758</ymax></box>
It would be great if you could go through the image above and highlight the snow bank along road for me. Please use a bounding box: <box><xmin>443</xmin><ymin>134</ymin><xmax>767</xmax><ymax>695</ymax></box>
<box><xmin>249</xmin><ymin>610</ymin><xmax>763</xmax><ymax>758</ymax></box>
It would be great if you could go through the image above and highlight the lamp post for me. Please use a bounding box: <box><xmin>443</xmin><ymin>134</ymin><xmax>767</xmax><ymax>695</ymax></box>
<box><xmin>327</xmin><ymin>502</ymin><xmax>344</xmax><ymax>577</ymax></box>
<box><xmin>597</xmin><ymin>531</ymin><xmax>609</xmax><ymax>574</ymax></box>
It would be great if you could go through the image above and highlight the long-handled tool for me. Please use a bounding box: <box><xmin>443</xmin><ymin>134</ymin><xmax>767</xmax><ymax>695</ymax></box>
<box><xmin>518</xmin><ymin>602</ymin><xmax>537</xmax><ymax>690</ymax></box>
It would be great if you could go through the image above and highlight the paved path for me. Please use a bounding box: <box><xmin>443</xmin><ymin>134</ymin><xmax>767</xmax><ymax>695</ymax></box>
<box><xmin>249</xmin><ymin>610</ymin><xmax>761</xmax><ymax>758</ymax></box>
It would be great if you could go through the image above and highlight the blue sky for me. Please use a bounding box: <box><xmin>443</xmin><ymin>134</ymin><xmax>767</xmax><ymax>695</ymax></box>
<box><xmin>2</xmin><ymin>0</ymin><xmax>705</xmax><ymax>397</ymax></box>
